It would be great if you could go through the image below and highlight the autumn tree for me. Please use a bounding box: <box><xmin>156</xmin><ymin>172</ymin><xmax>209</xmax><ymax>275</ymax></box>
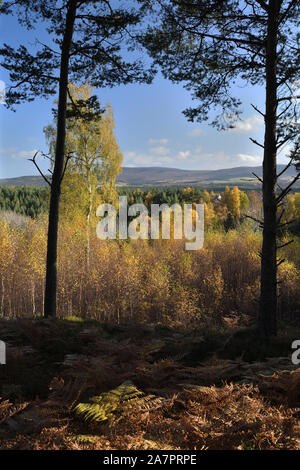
<box><xmin>225</xmin><ymin>186</ymin><xmax>241</xmax><ymax>220</ymax></box>
<box><xmin>45</xmin><ymin>83</ymin><xmax>123</xmax><ymax>266</ymax></box>
<box><xmin>141</xmin><ymin>0</ymin><xmax>300</xmax><ymax>337</ymax></box>
<box><xmin>0</xmin><ymin>0</ymin><xmax>153</xmax><ymax>318</ymax></box>
<box><xmin>240</xmin><ymin>191</ymin><xmax>250</xmax><ymax>212</ymax></box>
<box><xmin>283</xmin><ymin>192</ymin><xmax>300</xmax><ymax>234</ymax></box>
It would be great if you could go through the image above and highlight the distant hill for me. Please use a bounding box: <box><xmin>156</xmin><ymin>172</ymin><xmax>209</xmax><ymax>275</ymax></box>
<box><xmin>0</xmin><ymin>165</ymin><xmax>299</xmax><ymax>189</ymax></box>
<box><xmin>118</xmin><ymin>165</ymin><xmax>297</xmax><ymax>187</ymax></box>
<box><xmin>0</xmin><ymin>175</ymin><xmax>50</xmax><ymax>187</ymax></box>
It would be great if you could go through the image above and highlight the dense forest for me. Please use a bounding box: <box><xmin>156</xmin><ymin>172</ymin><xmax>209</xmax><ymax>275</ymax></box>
<box><xmin>0</xmin><ymin>187</ymin><xmax>49</xmax><ymax>218</ymax></box>
<box><xmin>1</xmin><ymin>184</ymin><xmax>300</xmax><ymax>233</ymax></box>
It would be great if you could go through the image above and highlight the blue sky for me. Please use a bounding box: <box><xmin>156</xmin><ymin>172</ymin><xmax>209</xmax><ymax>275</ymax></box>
<box><xmin>0</xmin><ymin>8</ymin><xmax>291</xmax><ymax>179</ymax></box>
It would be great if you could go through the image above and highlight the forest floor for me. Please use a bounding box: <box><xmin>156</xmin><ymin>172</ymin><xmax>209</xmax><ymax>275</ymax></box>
<box><xmin>0</xmin><ymin>317</ymin><xmax>299</xmax><ymax>450</ymax></box>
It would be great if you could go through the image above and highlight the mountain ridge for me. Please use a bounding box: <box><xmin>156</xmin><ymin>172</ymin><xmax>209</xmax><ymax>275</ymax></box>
<box><xmin>0</xmin><ymin>164</ymin><xmax>298</xmax><ymax>189</ymax></box>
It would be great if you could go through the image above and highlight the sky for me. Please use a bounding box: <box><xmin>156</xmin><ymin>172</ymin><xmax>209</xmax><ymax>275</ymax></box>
<box><xmin>0</xmin><ymin>6</ymin><xmax>292</xmax><ymax>179</ymax></box>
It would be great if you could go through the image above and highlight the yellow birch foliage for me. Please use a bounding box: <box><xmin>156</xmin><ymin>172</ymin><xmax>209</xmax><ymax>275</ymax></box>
<box><xmin>45</xmin><ymin>82</ymin><xmax>123</xmax><ymax>226</ymax></box>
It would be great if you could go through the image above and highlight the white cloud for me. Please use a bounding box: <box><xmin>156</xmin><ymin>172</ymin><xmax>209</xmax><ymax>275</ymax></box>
<box><xmin>188</xmin><ymin>128</ymin><xmax>205</xmax><ymax>137</ymax></box>
<box><xmin>125</xmin><ymin>151</ymin><xmax>137</xmax><ymax>159</ymax></box>
<box><xmin>124</xmin><ymin>150</ymin><xmax>176</xmax><ymax>167</ymax></box>
<box><xmin>148</xmin><ymin>138</ymin><xmax>169</xmax><ymax>145</ymax></box>
<box><xmin>236</xmin><ymin>153</ymin><xmax>262</xmax><ymax>165</ymax></box>
<box><xmin>0</xmin><ymin>147</ymin><xmax>18</xmax><ymax>154</ymax></box>
<box><xmin>174</xmin><ymin>150</ymin><xmax>263</xmax><ymax>169</ymax></box>
<box><xmin>197</xmin><ymin>151</ymin><xmax>262</xmax><ymax>168</ymax></box>
<box><xmin>159</xmin><ymin>156</ymin><xmax>175</xmax><ymax>164</ymax></box>
<box><xmin>177</xmin><ymin>150</ymin><xmax>191</xmax><ymax>160</ymax></box>
<box><xmin>0</xmin><ymin>147</ymin><xmax>39</xmax><ymax>160</ymax></box>
<box><xmin>228</xmin><ymin>115</ymin><xmax>263</xmax><ymax>133</ymax></box>
<box><xmin>11</xmin><ymin>149</ymin><xmax>38</xmax><ymax>159</ymax></box>
<box><xmin>124</xmin><ymin>148</ymin><xmax>264</xmax><ymax>170</ymax></box>
<box><xmin>149</xmin><ymin>146</ymin><xmax>170</xmax><ymax>156</ymax></box>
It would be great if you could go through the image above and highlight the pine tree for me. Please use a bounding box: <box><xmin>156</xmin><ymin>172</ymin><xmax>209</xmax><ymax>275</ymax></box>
<box><xmin>0</xmin><ymin>1</ymin><xmax>153</xmax><ymax>317</ymax></box>
<box><xmin>141</xmin><ymin>0</ymin><xmax>300</xmax><ymax>336</ymax></box>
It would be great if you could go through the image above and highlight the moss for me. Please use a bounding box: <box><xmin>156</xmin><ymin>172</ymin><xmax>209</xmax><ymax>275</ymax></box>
<box><xmin>63</xmin><ymin>316</ymin><xmax>84</xmax><ymax>323</ymax></box>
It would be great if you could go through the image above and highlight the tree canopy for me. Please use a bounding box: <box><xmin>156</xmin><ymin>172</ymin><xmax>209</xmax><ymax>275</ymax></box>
<box><xmin>0</xmin><ymin>0</ymin><xmax>153</xmax><ymax>109</ymax></box>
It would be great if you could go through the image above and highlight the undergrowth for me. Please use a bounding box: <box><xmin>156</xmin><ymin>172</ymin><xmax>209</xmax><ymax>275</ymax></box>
<box><xmin>0</xmin><ymin>318</ymin><xmax>299</xmax><ymax>450</ymax></box>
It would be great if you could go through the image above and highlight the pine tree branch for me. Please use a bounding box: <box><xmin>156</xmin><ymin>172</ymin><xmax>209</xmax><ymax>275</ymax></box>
<box><xmin>28</xmin><ymin>151</ymin><xmax>52</xmax><ymax>187</ymax></box>
<box><xmin>276</xmin><ymin>173</ymin><xmax>300</xmax><ymax>204</ymax></box>
<box><xmin>250</xmin><ymin>138</ymin><xmax>264</xmax><ymax>149</ymax></box>
<box><xmin>277</xmin><ymin>158</ymin><xmax>293</xmax><ymax>178</ymax></box>
<box><xmin>277</xmin><ymin>239</ymin><xmax>293</xmax><ymax>250</ymax></box>
<box><xmin>252</xmin><ymin>172</ymin><xmax>263</xmax><ymax>183</ymax></box>
<box><xmin>278</xmin><ymin>0</ymin><xmax>298</xmax><ymax>26</ymax></box>
<box><xmin>254</xmin><ymin>0</ymin><xmax>269</xmax><ymax>12</ymax></box>
<box><xmin>251</xmin><ymin>103</ymin><xmax>265</xmax><ymax>117</ymax></box>
<box><xmin>277</xmin><ymin>218</ymin><xmax>296</xmax><ymax>229</ymax></box>
<box><xmin>244</xmin><ymin>214</ymin><xmax>264</xmax><ymax>227</ymax></box>
<box><xmin>277</xmin><ymin>95</ymin><xmax>300</xmax><ymax>102</ymax></box>
<box><xmin>277</xmin><ymin>258</ymin><xmax>285</xmax><ymax>268</ymax></box>
<box><xmin>60</xmin><ymin>152</ymin><xmax>74</xmax><ymax>184</ymax></box>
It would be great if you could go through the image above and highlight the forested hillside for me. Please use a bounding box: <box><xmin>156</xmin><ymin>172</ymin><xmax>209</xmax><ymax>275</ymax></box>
<box><xmin>1</xmin><ymin>184</ymin><xmax>300</xmax><ymax>234</ymax></box>
<box><xmin>0</xmin><ymin>187</ymin><xmax>49</xmax><ymax>218</ymax></box>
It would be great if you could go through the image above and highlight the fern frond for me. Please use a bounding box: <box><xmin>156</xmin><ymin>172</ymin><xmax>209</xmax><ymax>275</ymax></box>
<box><xmin>74</xmin><ymin>381</ymin><xmax>167</xmax><ymax>424</ymax></box>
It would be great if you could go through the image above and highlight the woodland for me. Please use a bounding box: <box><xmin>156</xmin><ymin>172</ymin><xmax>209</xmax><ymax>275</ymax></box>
<box><xmin>0</xmin><ymin>0</ymin><xmax>299</xmax><ymax>452</ymax></box>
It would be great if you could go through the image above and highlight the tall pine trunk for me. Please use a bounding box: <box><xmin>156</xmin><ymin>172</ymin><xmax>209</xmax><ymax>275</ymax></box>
<box><xmin>259</xmin><ymin>0</ymin><xmax>280</xmax><ymax>337</ymax></box>
<box><xmin>44</xmin><ymin>1</ymin><xmax>77</xmax><ymax>318</ymax></box>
